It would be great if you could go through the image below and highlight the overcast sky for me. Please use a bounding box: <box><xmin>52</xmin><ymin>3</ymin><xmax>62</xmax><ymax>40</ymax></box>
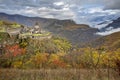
<box><xmin>0</xmin><ymin>0</ymin><xmax>120</xmax><ymax>26</ymax></box>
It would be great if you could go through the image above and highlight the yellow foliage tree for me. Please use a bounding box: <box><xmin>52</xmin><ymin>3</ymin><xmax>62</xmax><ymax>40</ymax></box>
<box><xmin>31</xmin><ymin>52</ymin><xmax>49</xmax><ymax>68</ymax></box>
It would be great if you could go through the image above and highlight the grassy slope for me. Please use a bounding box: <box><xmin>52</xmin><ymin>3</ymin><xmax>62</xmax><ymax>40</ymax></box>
<box><xmin>20</xmin><ymin>32</ymin><xmax>51</xmax><ymax>37</ymax></box>
<box><xmin>0</xmin><ymin>69</ymin><xmax>119</xmax><ymax>80</ymax></box>
<box><xmin>64</xmin><ymin>24</ymin><xmax>90</xmax><ymax>31</ymax></box>
<box><xmin>90</xmin><ymin>32</ymin><xmax>120</xmax><ymax>50</ymax></box>
<box><xmin>103</xmin><ymin>32</ymin><xmax>120</xmax><ymax>50</ymax></box>
<box><xmin>0</xmin><ymin>20</ymin><xmax>21</xmax><ymax>32</ymax></box>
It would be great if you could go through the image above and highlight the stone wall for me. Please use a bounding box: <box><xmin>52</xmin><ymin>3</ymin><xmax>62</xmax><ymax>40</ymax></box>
<box><xmin>6</xmin><ymin>27</ymin><xmax>22</xmax><ymax>36</ymax></box>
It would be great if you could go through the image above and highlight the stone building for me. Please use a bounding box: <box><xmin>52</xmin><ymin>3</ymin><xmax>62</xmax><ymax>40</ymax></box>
<box><xmin>19</xmin><ymin>22</ymin><xmax>52</xmax><ymax>39</ymax></box>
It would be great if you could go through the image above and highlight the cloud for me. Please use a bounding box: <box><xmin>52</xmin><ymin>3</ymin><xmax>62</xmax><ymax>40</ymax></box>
<box><xmin>71</xmin><ymin>6</ymin><xmax>120</xmax><ymax>26</ymax></box>
<box><xmin>0</xmin><ymin>0</ymin><xmax>120</xmax><ymax>27</ymax></box>
<box><xmin>54</xmin><ymin>1</ymin><xmax>64</xmax><ymax>6</ymax></box>
<box><xmin>104</xmin><ymin>0</ymin><xmax>120</xmax><ymax>9</ymax></box>
<box><xmin>96</xmin><ymin>28</ymin><xmax>120</xmax><ymax>36</ymax></box>
<box><xmin>94</xmin><ymin>21</ymin><xmax>113</xmax><ymax>29</ymax></box>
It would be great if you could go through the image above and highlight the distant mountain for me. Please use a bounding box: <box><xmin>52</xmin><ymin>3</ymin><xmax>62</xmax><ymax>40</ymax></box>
<box><xmin>101</xmin><ymin>17</ymin><xmax>120</xmax><ymax>31</ymax></box>
<box><xmin>96</xmin><ymin>17</ymin><xmax>120</xmax><ymax>36</ymax></box>
<box><xmin>0</xmin><ymin>12</ymin><xmax>100</xmax><ymax>46</ymax></box>
<box><xmin>95</xmin><ymin>21</ymin><xmax>113</xmax><ymax>29</ymax></box>
<box><xmin>0</xmin><ymin>13</ymin><xmax>119</xmax><ymax>49</ymax></box>
<box><xmin>0</xmin><ymin>12</ymin><xmax>57</xmax><ymax>27</ymax></box>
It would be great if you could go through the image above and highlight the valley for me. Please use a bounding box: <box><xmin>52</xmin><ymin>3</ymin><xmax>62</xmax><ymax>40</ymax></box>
<box><xmin>0</xmin><ymin>13</ymin><xmax>120</xmax><ymax>80</ymax></box>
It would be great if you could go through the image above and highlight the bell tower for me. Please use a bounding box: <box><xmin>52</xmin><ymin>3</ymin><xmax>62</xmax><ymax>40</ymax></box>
<box><xmin>34</xmin><ymin>22</ymin><xmax>42</xmax><ymax>33</ymax></box>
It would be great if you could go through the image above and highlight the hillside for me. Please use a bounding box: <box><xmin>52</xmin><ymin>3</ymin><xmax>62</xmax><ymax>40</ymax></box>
<box><xmin>0</xmin><ymin>20</ymin><xmax>23</xmax><ymax>45</ymax></box>
<box><xmin>0</xmin><ymin>13</ymin><xmax>119</xmax><ymax>48</ymax></box>
<box><xmin>0</xmin><ymin>13</ymin><xmax>58</xmax><ymax>27</ymax></box>
<box><xmin>90</xmin><ymin>32</ymin><xmax>120</xmax><ymax>50</ymax></box>
<box><xmin>0</xmin><ymin>20</ymin><xmax>22</xmax><ymax>31</ymax></box>
<box><xmin>0</xmin><ymin>13</ymin><xmax>100</xmax><ymax>45</ymax></box>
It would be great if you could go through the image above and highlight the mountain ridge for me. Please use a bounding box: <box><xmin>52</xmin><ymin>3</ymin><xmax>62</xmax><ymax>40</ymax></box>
<box><xmin>0</xmin><ymin>12</ymin><xmax>100</xmax><ymax>46</ymax></box>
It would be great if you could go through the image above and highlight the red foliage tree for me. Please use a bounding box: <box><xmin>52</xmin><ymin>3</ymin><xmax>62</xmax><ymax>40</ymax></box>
<box><xmin>53</xmin><ymin>60</ymin><xmax>66</xmax><ymax>68</ymax></box>
<box><xmin>5</xmin><ymin>44</ymin><xmax>26</xmax><ymax>57</ymax></box>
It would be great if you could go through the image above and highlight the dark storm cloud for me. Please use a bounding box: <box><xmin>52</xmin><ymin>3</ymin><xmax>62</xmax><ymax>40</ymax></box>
<box><xmin>104</xmin><ymin>0</ymin><xmax>120</xmax><ymax>9</ymax></box>
<box><xmin>0</xmin><ymin>0</ymin><xmax>120</xmax><ymax>10</ymax></box>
